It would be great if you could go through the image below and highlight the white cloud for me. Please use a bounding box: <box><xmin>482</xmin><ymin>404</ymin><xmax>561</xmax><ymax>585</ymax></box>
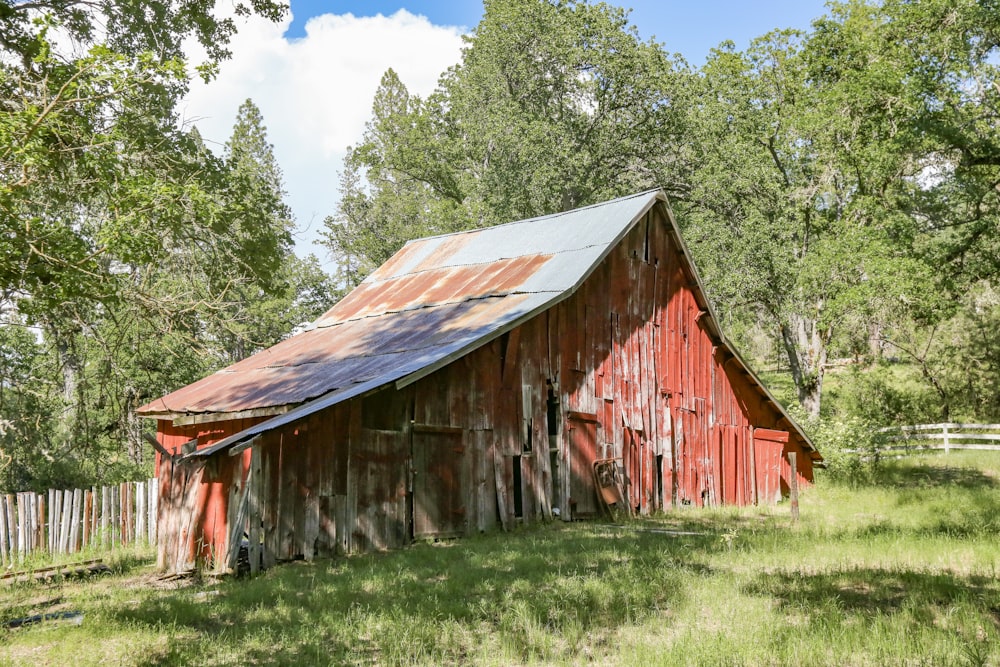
<box><xmin>180</xmin><ymin>9</ymin><xmax>466</xmax><ymax>261</ymax></box>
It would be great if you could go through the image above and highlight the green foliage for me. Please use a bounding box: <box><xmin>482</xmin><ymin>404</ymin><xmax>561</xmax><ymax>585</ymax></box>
<box><xmin>829</xmin><ymin>365</ymin><xmax>940</xmax><ymax>426</ymax></box>
<box><xmin>323</xmin><ymin>0</ymin><xmax>690</xmax><ymax>285</ymax></box>
<box><xmin>221</xmin><ymin>99</ymin><xmax>294</xmax><ymax>293</ymax></box>
<box><xmin>790</xmin><ymin>405</ymin><xmax>887</xmax><ymax>484</ymax></box>
<box><xmin>0</xmin><ymin>94</ymin><xmax>335</xmax><ymax>492</ymax></box>
<box><xmin>927</xmin><ymin>283</ymin><xmax>1000</xmax><ymax>421</ymax></box>
<box><xmin>679</xmin><ymin>4</ymin><xmax>954</xmax><ymax>418</ymax></box>
<box><xmin>673</xmin><ymin>0</ymin><xmax>1000</xmax><ymax>423</ymax></box>
<box><xmin>330</xmin><ymin>0</ymin><xmax>1000</xmax><ymax>426</ymax></box>
<box><xmin>0</xmin><ymin>0</ymin><xmax>329</xmax><ymax>493</ymax></box>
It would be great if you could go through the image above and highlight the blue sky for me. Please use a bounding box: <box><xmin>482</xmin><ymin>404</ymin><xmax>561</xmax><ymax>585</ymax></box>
<box><xmin>284</xmin><ymin>1</ymin><xmax>830</xmax><ymax>65</ymax></box>
<box><xmin>182</xmin><ymin>1</ymin><xmax>831</xmax><ymax>264</ymax></box>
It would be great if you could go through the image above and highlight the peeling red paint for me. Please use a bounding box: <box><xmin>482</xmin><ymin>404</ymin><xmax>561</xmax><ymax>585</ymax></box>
<box><xmin>148</xmin><ymin>194</ymin><xmax>819</xmax><ymax>574</ymax></box>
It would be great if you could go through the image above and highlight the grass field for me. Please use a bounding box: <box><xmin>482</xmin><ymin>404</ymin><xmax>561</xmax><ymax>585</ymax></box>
<box><xmin>1</xmin><ymin>452</ymin><xmax>998</xmax><ymax>666</ymax></box>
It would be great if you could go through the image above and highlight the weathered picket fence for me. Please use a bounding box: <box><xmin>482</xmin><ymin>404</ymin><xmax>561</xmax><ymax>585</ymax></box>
<box><xmin>877</xmin><ymin>424</ymin><xmax>1000</xmax><ymax>454</ymax></box>
<box><xmin>0</xmin><ymin>479</ymin><xmax>157</xmax><ymax>565</ymax></box>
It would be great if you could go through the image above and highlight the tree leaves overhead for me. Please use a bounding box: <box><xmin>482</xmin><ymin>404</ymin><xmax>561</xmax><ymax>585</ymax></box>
<box><xmin>678</xmin><ymin>0</ymin><xmax>999</xmax><ymax>417</ymax></box>
<box><xmin>0</xmin><ymin>1</ymin><xmax>327</xmax><ymax>491</ymax></box>
<box><xmin>0</xmin><ymin>0</ymin><xmax>290</xmax><ymax>320</ymax></box>
<box><xmin>221</xmin><ymin>99</ymin><xmax>294</xmax><ymax>294</ymax></box>
<box><xmin>323</xmin><ymin>0</ymin><xmax>691</xmax><ymax>281</ymax></box>
<box><xmin>330</xmin><ymin>0</ymin><xmax>998</xmax><ymax>423</ymax></box>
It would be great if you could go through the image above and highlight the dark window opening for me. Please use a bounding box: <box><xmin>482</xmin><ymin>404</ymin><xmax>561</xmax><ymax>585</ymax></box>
<box><xmin>522</xmin><ymin>384</ymin><xmax>533</xmax><ymax>454</ymax></box>
<box><xmin>547</xmin><ymin>385</ymin><xmax>560</xmax><ymax>507</ymax></box>
<box><xmin>546</xmin><ymin>382</ymin><xmax>564</xmax><ymax>512</ymax></box>
<box><xmin>499</xmin><ymin>331</ymin><xmax>510</xmax><ymax>368</ymax></box>
<box><xmin>546</xmin><ymin>386</ymin><xmax>559</xmax><ymax>437</ymax></box>
<box><xmin>362</xmin><ymin>391</ymin><xmax>406</xmax><ymax>431</ymax></box>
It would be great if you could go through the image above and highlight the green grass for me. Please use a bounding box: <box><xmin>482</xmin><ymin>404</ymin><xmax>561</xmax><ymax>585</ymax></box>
<box><xmin>2</xmin><ymin>452</ymin><xmax>998</xmax><ymax>666</ymax></box>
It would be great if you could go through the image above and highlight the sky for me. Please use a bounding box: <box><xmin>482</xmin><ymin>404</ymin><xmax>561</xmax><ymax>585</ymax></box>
<box><xmin>181</xmin><ymin>1</ymin><xmax>831</xmax><ymax>264</ymax></box>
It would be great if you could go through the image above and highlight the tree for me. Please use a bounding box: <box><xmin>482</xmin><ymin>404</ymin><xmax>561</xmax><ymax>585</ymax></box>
<box><xmin>323</xmin><ymin>69</ymin><xmax>466</xmax><ymax>281</ymax></box>
<box><xmin>323</xmin><ymin>0</ymin><xmax>690</xmax><ymax>282</ymax></box>
<box><xmin>325</xmin><ymin>0</ymin><xmax>999</xmax><ymax>424</ymax></box>
<box><xmin>208</xmin><ymin>99</ymin><xmax>295</xmax><ymax>363</ymax></box>
<box><xmin>678</xmin><ymin>2</ymin><xmax>951</xmax><ymax>418</ymax></box>
<box><xmin>1</xmin><ymin>1</ymin><xmax>289</xmax><ymax>319</ymax></box>
<box><xmin>0</xmin><ymin>2</ymin><xmax>311</xmax><ymax>491</ymax></box>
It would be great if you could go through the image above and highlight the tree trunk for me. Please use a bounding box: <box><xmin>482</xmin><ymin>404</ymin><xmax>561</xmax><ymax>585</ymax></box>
<box><xmin>54</xmin><ymin>334</ymin><xmax>82</xmax><ymax>451</ymax></box>
<box><xmin>780</xmin><ymin>311</ymin><xmax>828</xmax><ymax>419</ymax></box>
<box><xmin>868</xmin><ymin>321</ymin><xmax>883</xmax><ymax>363</ymax></box>
<box><xmin>125</xmin><ymin>387</ymin><xmax>144</xmax><ymax>465</ymax></box>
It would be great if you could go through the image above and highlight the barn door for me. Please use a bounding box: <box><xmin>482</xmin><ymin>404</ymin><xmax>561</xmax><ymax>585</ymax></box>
<box><xmin>411</xmin><ymin>426</ymin><xmax>466</xmax><ymax>538</ymax></box>
<box><xmin>753</xmin><ymin>428</ymin><xmax>789</xmax><ymax>504</ymax></box>
<box><xmin>157</xmin><ymin>456</ymin><xmax>206</xmax><ymax>574</ymax></box>
<box><xmin>566</xmin><ymin>412</ymin><xmax>600</xmax><ymax>517</ymax></box>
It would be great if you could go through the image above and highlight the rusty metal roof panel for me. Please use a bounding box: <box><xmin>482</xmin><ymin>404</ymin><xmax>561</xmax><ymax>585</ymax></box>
<box><xmin>138</xmin><ymin>191</ymin><xmax>660</xmax><ymax>418</ymax></box>
<box><xmin>139</xmin><ymin>292</ymin><xmax>551</xmax><ymax>415</ymax></box>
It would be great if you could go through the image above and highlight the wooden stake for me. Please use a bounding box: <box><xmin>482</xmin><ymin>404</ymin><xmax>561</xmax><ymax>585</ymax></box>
<box><xmin>788</xmin><ymin>451</ymin><xmax>799</xmax><ymax>523</ymax></box>
<box><xmin>0</xmin><ymin>498</ymin><xmax>7</xmax><ymax>565</ymax></box>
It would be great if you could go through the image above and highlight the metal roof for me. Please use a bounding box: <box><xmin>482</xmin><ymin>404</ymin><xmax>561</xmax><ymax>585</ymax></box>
<box><xmin>138</xmin><ymin>189</ymin><xmax>818</xmax><ymax>460</ymax></box>
<box><xmin>137</xmin><ymin>190</ymin><xmax>660</xmax><ymax>418</ymax></box>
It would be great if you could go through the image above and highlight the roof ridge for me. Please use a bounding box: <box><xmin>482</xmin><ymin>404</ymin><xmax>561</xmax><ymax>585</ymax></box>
<box><xmin>400</xmin><ymin>190</ymin><xmax>662</xmax><ymax>247</ymax></box>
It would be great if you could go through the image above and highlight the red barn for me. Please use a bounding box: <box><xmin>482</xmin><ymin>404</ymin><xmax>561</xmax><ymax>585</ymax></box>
<box><xmin>138</xmin><ymin>190</ymin><xmax>820</xmax><ymax>573</ymax></box>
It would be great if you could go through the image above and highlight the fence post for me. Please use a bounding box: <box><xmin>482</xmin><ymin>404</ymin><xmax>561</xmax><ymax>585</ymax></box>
<box><xmin>70</xmin><ymin>489</ymin><xmax>82</xmax><ymax>554</ymax></box>
<box><xmin>82</xmin><ymin>489</ymin><xmax>91</xmax><ymax>548</ymax></box>
<box><xmin>148</xmin><ymin>479</ymin><xmax>157</xmax><ymax>544</ymax></box>
<box><xmin>101</xmin><ymin>486</ymin><xmax>109</xmax><ymax>549</ymax></box>
<box><xmin>51</xmin><ymin>490</ymin><xmax>60</xmax><ymax>553</ymax></box>
<box><xmin>0</xmin><ymin>496</ymin><xmax>7</xmax><ymax>565</ymax></box>
<box><xmin>17</xmin><ymin>493</ymin><xmax>27</xmax><ymax>558</ymax></box>
<box><xmin>28</xmin><ymin>493</ymin><xmax>37</xmax><ymax>554</ymax></box>
<box><xmin>788</xmin><ymin>452</ymin><xmax>799</xmax><ymax>523</ymax></box>
<box><xmin>6</xmin><ymin>495</ymin><xmax>17</xmax><ymax>559</ymax></box>
<box><xmin>36</xmin><ymin>493</ymin><xmax>45</xmax><ymax>553</ymax></box>
<box><xmin>112</xmin><ymin>484</ymin><xmax>120</xmax><ymax>548</ymax></box>
<box><xmin>47</xmin><ymin>489</ymin><xmax>55</xmax><ymax>553</ymax></box>
<box><xmin>943</xmin><ymin>424</ymin><xmax>951</xmax><ymax>454</ymax></box>
<box><xmin>90</xmin><ymin>487</ymin><xmax>98</xmax><ymax>548</ymax></box>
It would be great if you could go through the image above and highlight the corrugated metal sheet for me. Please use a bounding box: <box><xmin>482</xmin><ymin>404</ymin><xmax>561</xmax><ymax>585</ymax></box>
<box><xmin>141</xmin><ymin>190</ymin><xmax>817</xmax><ymax>467</ymax></box>
<box><xmin>138</xmin><ymin>191</ymin><xmax>659</xmax><ymax>418</ymax></box>
<box><xmin>151</xmin><ymin>192</ymin><xmax>824</xmax><ymax>572</ymax></box>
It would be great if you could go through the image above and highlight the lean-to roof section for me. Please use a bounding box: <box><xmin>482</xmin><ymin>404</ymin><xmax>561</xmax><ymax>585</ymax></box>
<box><xmin>137</xmin><ymin>190</ymin><xmax>660</xmax><ymax>420</ymax></box>
<box><xmin>139</xmin><ymin>189</ymin><xmax>819</xmax><ymax>460</ymax></box>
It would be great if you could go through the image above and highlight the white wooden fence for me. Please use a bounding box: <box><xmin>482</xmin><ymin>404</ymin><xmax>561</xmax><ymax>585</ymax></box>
<box><xmin>0</xmin><ymin>479</ymin><xmax>157</xmax><ymax>565</ymax></box>
<box><xmin>877</xmin><ymin>423</ymin><xmax>1000</xmax><ymax>454</ymax></box>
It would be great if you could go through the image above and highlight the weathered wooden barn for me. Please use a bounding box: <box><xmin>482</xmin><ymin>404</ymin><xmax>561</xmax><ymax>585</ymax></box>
<box><xmin>138</xmin><ymin>190</ymin><xmax>821</xmax><ymax>573</ymax></box>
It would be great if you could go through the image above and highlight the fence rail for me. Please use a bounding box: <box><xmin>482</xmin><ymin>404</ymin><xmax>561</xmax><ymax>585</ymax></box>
<box><xmin>0</xmin><ymin>478</ymin><xmax>157</xmax><ymax>565</ymax></box>
<box><xmin>876</xmin><ymin>423</ymin><xmax>1000</xmax><ymax>454</ymax></box>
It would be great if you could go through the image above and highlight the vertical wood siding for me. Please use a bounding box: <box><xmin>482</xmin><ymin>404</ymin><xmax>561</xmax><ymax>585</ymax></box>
<box><xmin>156</xmin><ymin>209</ymin><xmax>815</xmax><ymax>572</ymax></box>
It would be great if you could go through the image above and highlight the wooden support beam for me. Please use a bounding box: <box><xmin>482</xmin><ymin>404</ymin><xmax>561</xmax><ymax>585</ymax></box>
<box><xmin>170</xmin><ymin>406</ymin><xmax>293</xmax><ymax>426</ymax></box>
<box><xmin>788</xmin><ymin>452</ymin><xmax>799</xmax><ymax>523</ymax></box>
<box><xmin>412</xmin><ymin>423</ymin><xmax>464</xmax><ymax>435</ymax></box>
<box><xmin>229</xmin><ymin>435</ymin><xmax>263</xmax><ymax>457</ymax></box>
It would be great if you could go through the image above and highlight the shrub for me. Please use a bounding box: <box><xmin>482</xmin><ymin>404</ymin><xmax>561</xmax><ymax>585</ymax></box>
<box><xmin>790</xmin><ymin>407</ymin><xmax>887</xmax><ymax>485</ymax></box>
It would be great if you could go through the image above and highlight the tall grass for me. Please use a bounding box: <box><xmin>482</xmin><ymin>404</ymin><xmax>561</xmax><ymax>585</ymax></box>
<box><xmin>1</xmin><ymin>452</ymin><xmax>998</xmax><ymax>666</ymax></box>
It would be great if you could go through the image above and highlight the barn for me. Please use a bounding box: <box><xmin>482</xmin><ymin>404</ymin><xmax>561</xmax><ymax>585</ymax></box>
<box><xmin>138</xmin><ymin>190</ymin><xmax>821</xmax><ymax>574</ymax></box>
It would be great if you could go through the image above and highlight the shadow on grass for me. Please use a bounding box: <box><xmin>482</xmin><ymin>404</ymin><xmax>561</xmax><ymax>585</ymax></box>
<box><xmin>743</xmin><ymin>566</ymin><xmax>1000</xmax><ymax>627</ymax></box>
<box><xmin>112</xmin><ymin>525</ymin><xmax>718</xmax><ymax>665</ymax></box>
<box><xmin>871</xmin><ymin>461</ymin><xmax>998</xmax><ymax>491</ymax></box>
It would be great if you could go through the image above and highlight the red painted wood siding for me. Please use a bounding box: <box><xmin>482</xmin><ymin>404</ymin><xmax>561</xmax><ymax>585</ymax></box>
<box><xmin>155</xmin><ymin>208</ymin><xmax>815</xmax><ymax>571</ymax></box>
